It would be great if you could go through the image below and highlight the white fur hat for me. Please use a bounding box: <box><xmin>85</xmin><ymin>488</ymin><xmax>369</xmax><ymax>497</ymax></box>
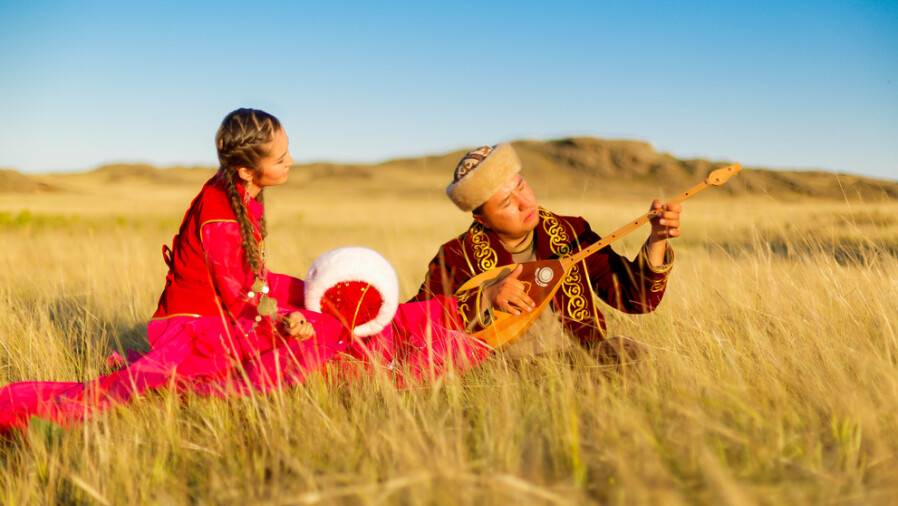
<box><xmin>446</xmin><ymin>143</ymin><xmax>522</xmax><ymax>212</ymax></box>
<box><xmin>304</xmin><ymin>247</ymin><xmax>399</xmax><ymax>337</ymax></box>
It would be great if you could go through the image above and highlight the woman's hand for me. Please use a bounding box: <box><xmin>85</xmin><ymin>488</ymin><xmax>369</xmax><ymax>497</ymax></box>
<box><xmin>284</xmin><ymin>311</ymin><xmax>316</xmax><ymax>340</ymax></box>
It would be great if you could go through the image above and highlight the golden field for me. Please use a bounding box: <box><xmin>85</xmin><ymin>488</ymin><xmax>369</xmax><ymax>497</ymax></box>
<box><xmin>0</xmin><ymin>169</ymin><xmax>897</xmax><ymax>504</ymax></box>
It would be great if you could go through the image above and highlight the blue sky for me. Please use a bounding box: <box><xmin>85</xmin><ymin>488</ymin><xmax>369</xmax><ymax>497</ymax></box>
<box><xmin>1</xmin><ymin>0</ymin><xmax>896</xmax><ymax>179</ymax></box>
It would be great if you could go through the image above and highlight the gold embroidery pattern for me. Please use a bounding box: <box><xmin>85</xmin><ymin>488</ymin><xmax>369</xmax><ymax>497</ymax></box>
<box><xmin>540</xmin><ymin>210</ymin><xmax>572</xmax><ymax>256</ymax></box>
<box><xmin>562</xmin><ymin>264</ymin><xmax>590</xmax><ymax>321</ymax></box>
<box><xmin>453</xmin><ymin>146</ymin><xmax>493</xmax><ymax>182</ymax></box>
<box><xmin>470</xmin><ymin>223</ymin><xmax>498</xmax><ymax>272</ymax></box>
<box><xmin>580</xmin><ymin>253</ymin><xmax>605</xmax><ymax>334</ymax></box>
<box><xmin>541</xmin><ymin>209</ymin><xmax>588</xmax><ymax>322</ymax></box>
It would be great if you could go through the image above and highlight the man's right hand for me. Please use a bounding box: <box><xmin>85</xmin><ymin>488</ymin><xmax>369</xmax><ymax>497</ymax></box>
<box><xmin>482</xmin><ymin>264</ymin><xmax>536</xmax><ymax>315</ymax></box>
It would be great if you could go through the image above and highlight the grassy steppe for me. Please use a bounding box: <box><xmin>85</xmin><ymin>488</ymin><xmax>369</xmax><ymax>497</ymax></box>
<box><xmin>1</xmin><ymin>180</ymin><xmax>896</xmax><ymax>505</ymax></box>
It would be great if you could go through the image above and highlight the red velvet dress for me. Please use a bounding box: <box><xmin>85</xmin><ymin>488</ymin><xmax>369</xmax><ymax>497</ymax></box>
<box><xmin>0</xmin><ymin>175</ymin><xmax>488</xmax><ymax>433</ymax></box>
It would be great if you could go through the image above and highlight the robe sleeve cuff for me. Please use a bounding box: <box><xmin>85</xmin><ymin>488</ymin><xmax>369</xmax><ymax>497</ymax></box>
<box><xmin>475</xmin><ymin>285</ymin><xmax>493</xmax><ymax>329</ymax></box>
<box><xmin>640</xmin><ymin>241</ymin><xmax>675</xmax><ymax>275</ymax></box>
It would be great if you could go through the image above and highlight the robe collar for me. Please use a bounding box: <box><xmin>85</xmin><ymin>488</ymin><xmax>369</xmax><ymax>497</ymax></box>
<box><xmin>461</xmin><ymin>208</ymin><xmax>580</xmax><ymax>274</ymax></box>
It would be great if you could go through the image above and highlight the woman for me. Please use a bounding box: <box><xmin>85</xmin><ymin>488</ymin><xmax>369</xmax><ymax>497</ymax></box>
<box><xmin>0</xmin><ymin>108</ymin><xmax>487</xmax><ymax>433</ymax></box>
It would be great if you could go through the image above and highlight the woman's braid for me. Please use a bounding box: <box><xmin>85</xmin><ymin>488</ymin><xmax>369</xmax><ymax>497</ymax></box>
<box><xmin>214</xmin><ymin>108</ymin><xmax>281</xmax><ymax>275</ymax></box>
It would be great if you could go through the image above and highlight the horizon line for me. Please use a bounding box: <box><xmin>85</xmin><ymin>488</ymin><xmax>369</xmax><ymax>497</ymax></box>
<box><xmin>4</xmin><ymin>134</ymin><xmax>895</xmax><ymax>183</ymax></box>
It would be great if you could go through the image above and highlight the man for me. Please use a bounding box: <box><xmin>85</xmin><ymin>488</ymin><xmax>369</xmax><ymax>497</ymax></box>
<box><xmin>412</xmin><ymin>143</ymin><xmax>680</xmax><ymax>359</ymax></box>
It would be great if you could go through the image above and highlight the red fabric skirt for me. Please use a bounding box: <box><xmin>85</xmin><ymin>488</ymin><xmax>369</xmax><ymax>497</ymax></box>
<box><xmin>0</xmin><ymin>296</ymin><xmax>489</xmax><ymax>433</ymax></box>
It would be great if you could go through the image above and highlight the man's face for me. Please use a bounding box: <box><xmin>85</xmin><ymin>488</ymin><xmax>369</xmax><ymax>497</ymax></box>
<box><xmin>475</xmin><ymin>174</ymin><xmax>539</xmax><ymax>237</ymax></box>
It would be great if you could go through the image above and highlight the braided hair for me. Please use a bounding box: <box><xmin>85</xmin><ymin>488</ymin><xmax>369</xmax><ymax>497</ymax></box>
<box><xmin>214</xmin><ymin>108</ymin><xmax>282</xmax><ymax>275</ymax></box>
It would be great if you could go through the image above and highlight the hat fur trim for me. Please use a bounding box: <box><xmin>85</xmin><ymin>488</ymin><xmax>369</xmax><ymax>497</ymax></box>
<box><xmin>304</xmin><ymin>247</ymin><xmax>399</xmax><ymax>337</ymax></box>
<box><xmin>446</xmin><ymin>143</ymin><xmax>522</xmax><ymax>212</ymax></box>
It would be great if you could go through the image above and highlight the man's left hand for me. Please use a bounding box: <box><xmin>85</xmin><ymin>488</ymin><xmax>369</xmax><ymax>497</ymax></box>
<box><xmin>648</xmin><ymin>199</ymin><xmax>681</xmax><ymax>242</ymax></box>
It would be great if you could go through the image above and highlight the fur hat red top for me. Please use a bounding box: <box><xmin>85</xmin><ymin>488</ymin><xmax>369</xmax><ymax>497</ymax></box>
<box><xmin>304</xmin><ymin>247</ymin><xmax>399</xmax><ymax>337</ymax></box>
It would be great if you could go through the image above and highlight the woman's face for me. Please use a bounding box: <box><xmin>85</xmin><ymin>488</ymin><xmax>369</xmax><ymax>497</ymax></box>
<box><xmin>239</xmin><ymin>127</ymin><xmax>294</xmax><ymax>190</ymax></box>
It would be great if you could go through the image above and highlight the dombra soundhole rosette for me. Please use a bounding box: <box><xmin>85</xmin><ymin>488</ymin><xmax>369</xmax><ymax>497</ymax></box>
<box><xmin>536</xmin><ymin>266</ymin><xmax>555</xmax><ymax>287</ymax></box>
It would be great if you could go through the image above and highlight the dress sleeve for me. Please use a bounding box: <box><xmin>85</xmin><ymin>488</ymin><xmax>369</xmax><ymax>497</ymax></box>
<box><xmin>267</xmin><ymin>272</ymin><xmax>306</xmax><ymax>310</ymax></box>
<box><xmin>200</xmin><ymin>221</ymin><xmax>293</xmax><ymax>356</ymax></box>
<box><xmin>200</xmin><ymin>221</ymin><xmax>261</xmax><ymax>321</ymax></box>
<box><xmin>580</xmin><ymin>222</ymin><xmax>674</xmax><ymax>314</ymax></box>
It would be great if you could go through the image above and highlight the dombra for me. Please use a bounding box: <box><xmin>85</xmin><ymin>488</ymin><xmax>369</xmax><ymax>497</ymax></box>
<box><xmin>305</xmin><ymin>246</ymin><xmax>400</xmax><ymax>337</ymax></box>
<box><xmin>461</xmin><ymin>164</ymin><xmax>743</xmax><ymax>348</ymax></box>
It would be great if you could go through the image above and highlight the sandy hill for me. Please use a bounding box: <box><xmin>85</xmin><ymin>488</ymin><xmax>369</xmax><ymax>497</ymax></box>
<box><xmin>290</xmin><ymin>137</ymin><xmax>898</xmax><ymax>201</ymax></box>
<box><xmin>16</xmin><ymin>137</ymin><xmax>898</xmax><ymax>200</ymax></box>
<box><xmin>86</xmin><ymin>163</ymin><xmax>215</xmax><ymax>185</ymax></box>
<box><xmin>510</xmin><ymin>138</ymin><xmax>898</xmax><ymax>200</ymax></box>
<box><xmin>0</xmin><ymin>169</ymin><xmax>58</xmax><ymax>193</ymax></box>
